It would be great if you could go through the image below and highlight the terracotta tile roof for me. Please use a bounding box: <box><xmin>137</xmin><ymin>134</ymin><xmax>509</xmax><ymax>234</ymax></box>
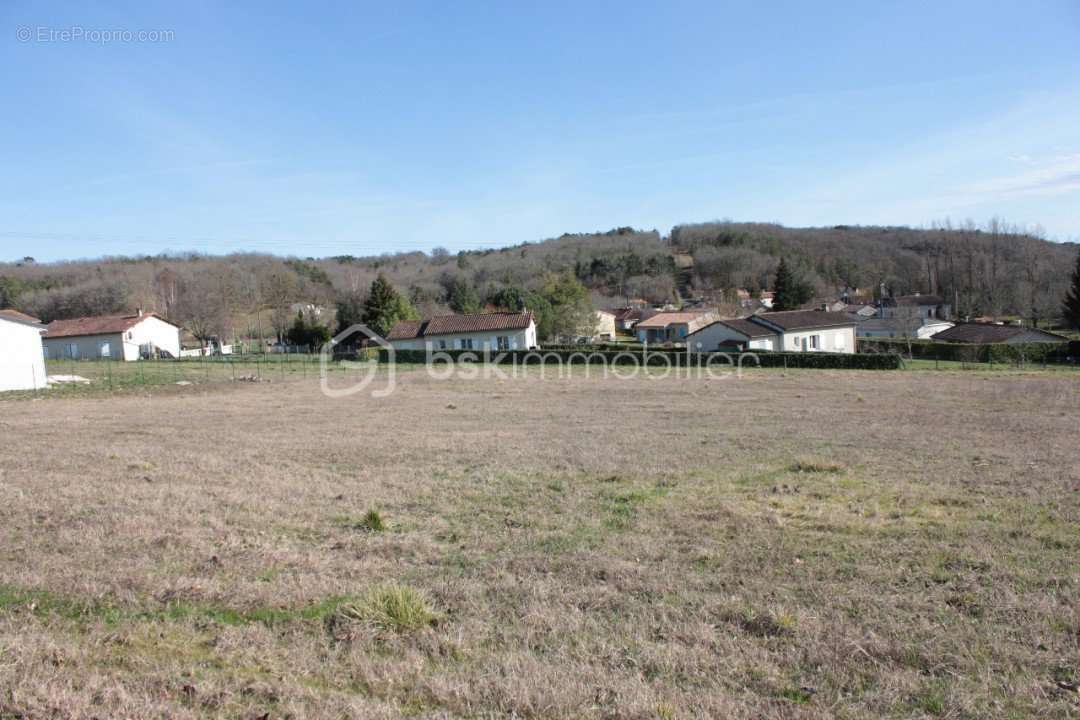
<box><xmin>635</xmin><ymin>311</ymin><xmax>708</xmax><ymax>329</ymax></box>
<box><xmin>931</xmin><ymin>323</ymin><xmax>1068</xmax><ymax>344</ymax></box>
<box><xmin>385</xmin><ymin>320</ymin><xmax>424</xmax><ymax>340</ymax></box>
<box><xmin>0</xmin><ymin>308</ymin><xmax>43</xmax><ymax>326</ymax></box>
<box><xmin>44</xmin><ymin>312</ymin><xmax>176</xmax><ymax>339</ymax></box>
<box><xmin>749</xmin><ymin>310</ymin><xmax>856</xmax><ymax>331</ymax></box>
<box><xmin>387</xmin><ymin>311</ymin><xmax>534</xmax><ymax>340</ymax></box>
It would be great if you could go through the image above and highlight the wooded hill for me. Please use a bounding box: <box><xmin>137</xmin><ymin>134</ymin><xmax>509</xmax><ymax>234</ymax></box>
<box><xmin>2</xmin><ymin>220</ymin><xmax>1076</xmax><ymax>340</ymax></box>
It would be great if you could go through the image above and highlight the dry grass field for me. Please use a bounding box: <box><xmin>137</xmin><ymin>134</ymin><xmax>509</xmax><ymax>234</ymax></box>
<box><xmin>1</xmin><ymin>367</ymin><xmax>1078</xmax><ymax>719</ymax></box>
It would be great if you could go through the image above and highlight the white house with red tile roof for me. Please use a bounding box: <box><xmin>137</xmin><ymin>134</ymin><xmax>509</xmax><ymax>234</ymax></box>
<box><xmin>386</xmin><ymin>311</ymin><xmax>537</xmax><ymax>351</ymax></box>
<box><xmin>43</xmin><ymin>311</ymin><xmax>181</xmax><ymax>361</ymax></box>
<box><xmin>0</xmin><ymin>309</ymin><xmax>47</xmax><ymax>391</ymax></box>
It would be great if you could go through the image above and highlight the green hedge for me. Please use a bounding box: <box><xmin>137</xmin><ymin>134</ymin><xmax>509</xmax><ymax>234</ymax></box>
<box><xmin>858</xmin><ymin>338</ymin><xmax>1075</xmax><ymax>364</ymax></box>
<box><xmin>379</xmin><ymin>348</ymin><xmax>900</xmax><ymax>370</ymax></box>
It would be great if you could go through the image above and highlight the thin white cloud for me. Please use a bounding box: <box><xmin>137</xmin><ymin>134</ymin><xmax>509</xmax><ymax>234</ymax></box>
<box><xmin>956</xmin><ymin>153</ymin><xmax>1080</xmax><ymax>200</ymax></box>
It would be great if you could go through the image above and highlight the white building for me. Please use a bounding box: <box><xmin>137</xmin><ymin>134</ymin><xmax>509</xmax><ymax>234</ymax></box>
<box><xmin>687</xmin><ymin>310</ymin><xmax>857</xmax><ymax>354</ymax></box>
<box><xmin>593</xmin><ymin>310</ymin><xmax>617</xmax><ymax>341</ymax></box>
<box><xmin>386</xmin><ymin>311</ymin><xmax>538</xmax><ymax>351</ymax></box>
<box><xmin>43</xmin><ymin>311</ymin><xmax>182</xmax><ymax>361</ymax></box>
<box><xmin>0</xmin><ymin>310</ymin><xmax>47</xmax><ymax>391</ymax></box>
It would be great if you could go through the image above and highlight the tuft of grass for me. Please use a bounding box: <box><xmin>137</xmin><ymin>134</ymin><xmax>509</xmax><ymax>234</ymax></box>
<box><xmin>357</xmin><ymin>509</ymin><xmax>385</xmax><ymax>532</ymax></box>
<box><xmin>331</xmin><ymin>583</ymin><xmax>436</xmax><ymax>634</ymax></box>
<box><xmin>337</xmin><ymin>509</ymin><xmax>386</xmax><ymax>532</ymax></box>
<box><xmin>788</xmin><ymin>458</ymin><xmax>845</xmax><ymax>474</ymax></box>
<box><xmin>719</xmin><ymin>607</ymin><xmax>797</xmax><ymax>638</ymax></box>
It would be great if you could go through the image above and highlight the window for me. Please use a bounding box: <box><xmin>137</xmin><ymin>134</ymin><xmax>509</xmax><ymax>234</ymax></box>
<box><xmin>438</xmin><ymin>339</ymin><xmax>447</xmax><ymax>350</ymax></box>
<box><xmin>68</xmin><ymin>342</ymin><xmax>79</xmax><ymax>359</ymax></box>
<box><xmin>496</xmin><ymin>336</ymin><xmax>510</xmax><ymax>350</ymax></box>
<box><xmin>809</xmin><ymin>335</ymin><xmax>820</xmax><ymax>350</ymax></box>
<box><xmin>98</xmin><ymin>341</ymin><xmax>111</xmax><ymax>358</ymax></box>
<box><xmin>459</xmin><ymin>338</ymin><xmax>474</xmax><ymax>350</ymax></box>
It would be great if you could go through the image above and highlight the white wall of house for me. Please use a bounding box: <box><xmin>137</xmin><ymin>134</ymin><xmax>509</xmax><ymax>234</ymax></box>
<box><xmin>127</xmin><ymin>316</ymin><xmax>181</xmax><ymax>359</ymax></box>
<box><xmin>0</xmin><ymin>318</ymin><xmax>47</xmax><ymax>391</ymax></box>
<box><xmin>390</xmin><ymin>323</ymin><xmax>537</xmax><ymax>352</ymax></box>
<box><xmin>778</xmin><ymin>326</ymin><xmax>856</xmax><ymax>353</ymax></box>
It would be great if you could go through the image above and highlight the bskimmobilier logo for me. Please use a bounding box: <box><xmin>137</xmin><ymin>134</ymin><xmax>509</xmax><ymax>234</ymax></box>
<box><xmin>320</xmin><ymin>330</ymin><xmax>759</xmax><ymax>399</ymax></box>
<box><xmin>320</xmin><ymin>325</ymin><xmax>396</xmax><ymax>399</ymax></box>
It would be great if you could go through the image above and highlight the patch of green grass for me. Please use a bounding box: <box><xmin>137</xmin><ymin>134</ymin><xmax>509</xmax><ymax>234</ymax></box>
<box><xmin>779</xmin><ymin>686</ymin><xmax>814</xmax><ymax>704</ymax></box>
<box><xmin>605</xmin><ymin>490</ymin><xmax>649</xmax><ymax>529</ymax></box>
<box><xmin>0</xmin><ymin>583</ymin><xmax>354</xmax><ymax>629</ymax></box>
<box><xmin>789</xmin><ymin>458</ymin><xmax>845</xmax><ymax>474</ymax></box>
<box><xmin>912</xmin><ymin>681</ymin><xmax>947</xmax><ymax>716</ymax></box>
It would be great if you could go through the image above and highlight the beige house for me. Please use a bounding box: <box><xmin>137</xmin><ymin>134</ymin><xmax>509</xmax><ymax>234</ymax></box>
<box><xmin>43</xmin><ymin>311</ymin><xmax>182</xmax><ymax>361</ymax></box>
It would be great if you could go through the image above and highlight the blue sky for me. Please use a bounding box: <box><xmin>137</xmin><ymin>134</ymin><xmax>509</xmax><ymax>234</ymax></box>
<box><xmin>2</xmin><ymin>1</ymin><xmax>1079</xmax><ymax>262</ymax></box>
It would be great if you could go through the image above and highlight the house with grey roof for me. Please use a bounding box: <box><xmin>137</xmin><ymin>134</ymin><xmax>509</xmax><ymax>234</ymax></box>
<box><xmin>930</xmin><ymin>323</ymin><xmax>1069</xmax><ymax>345</ymax></box>
<box><xmin>687</xmin><ymin>310</ymin><xmax>857</xmax><ymax>353</ymax></box>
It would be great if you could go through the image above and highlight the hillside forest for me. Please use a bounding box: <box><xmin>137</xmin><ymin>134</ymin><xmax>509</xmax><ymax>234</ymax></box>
<box><xmin>2</xmin><ymin>220</ymin><xmax>1077</xmax><ymax>343</ymax></box>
